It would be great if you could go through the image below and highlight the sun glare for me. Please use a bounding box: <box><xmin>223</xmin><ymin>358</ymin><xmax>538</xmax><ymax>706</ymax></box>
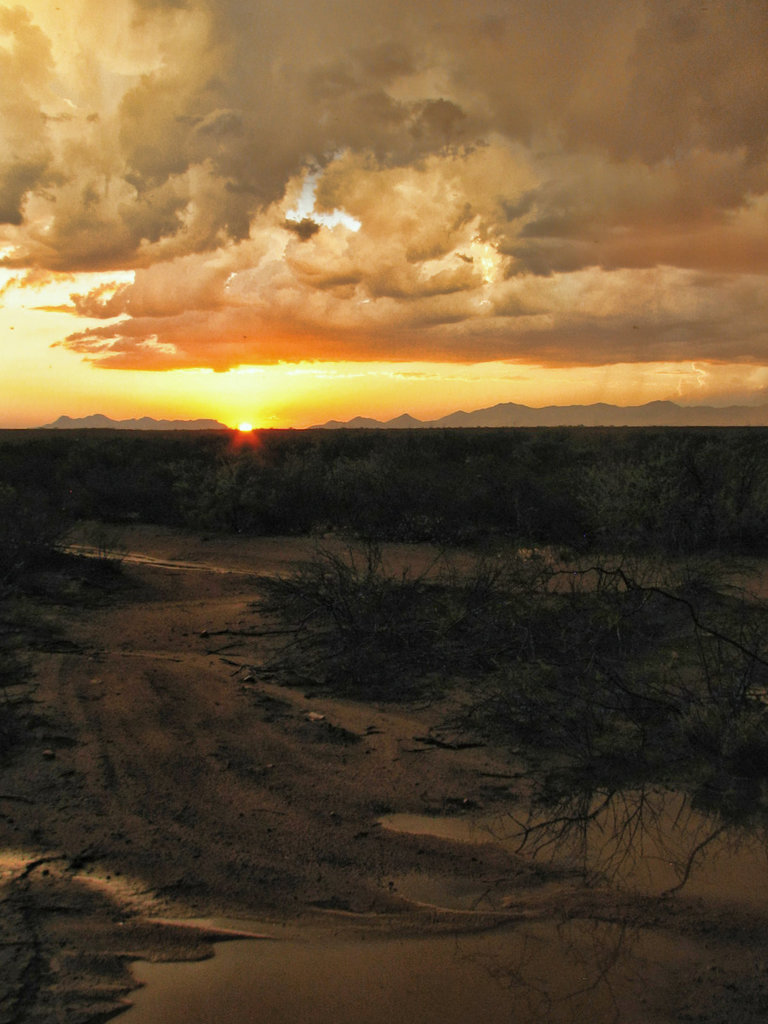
<box><xmin>237</xmin><ymin>421</ymin><xmax>254</xmax><ymax>432</ymax></box>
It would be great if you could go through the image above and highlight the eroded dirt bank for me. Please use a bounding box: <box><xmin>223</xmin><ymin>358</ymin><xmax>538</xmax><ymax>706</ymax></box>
<box><xmin>3</xmin><ymin>526</ymin><xmax>768</xmax><ymax>1023</ymax></box>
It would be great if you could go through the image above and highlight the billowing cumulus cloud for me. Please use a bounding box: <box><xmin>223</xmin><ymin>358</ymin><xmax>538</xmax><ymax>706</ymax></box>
<box><xmin>3</xmin><ymin>0</ymin><xmax>768</xmax><ymax>375</ymax></box>
<box><xmin>0</xmin><ymin>6</ymin><xmax>57</xmax><ymax>224</ymax></box>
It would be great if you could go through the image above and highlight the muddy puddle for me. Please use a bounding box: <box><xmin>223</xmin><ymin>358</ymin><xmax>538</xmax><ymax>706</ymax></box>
<box><xmin>120</xmin><ymin>788</ymin><xmax>768</xmax><ymax>1024</ymax></box>
<box><xmin>121</xmin><ymin>917</ymin><xmax>692</xmax><ymax>1024</ymax></box>
<box><xmin>381</xmin><ymin>787</ymin><xmax>768</xmax><ymax>906</ymax></box>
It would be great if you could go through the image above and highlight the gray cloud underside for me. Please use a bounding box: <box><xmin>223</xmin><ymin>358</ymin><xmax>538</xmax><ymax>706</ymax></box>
<box><xmin>4</xmin><ymin>0</ymin><xmax>768</xmax><ymax>369</ymax></box>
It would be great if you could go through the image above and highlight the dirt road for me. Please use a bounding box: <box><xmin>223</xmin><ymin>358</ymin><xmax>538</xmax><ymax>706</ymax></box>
<box><xmin>3</xmin><ymin>525</ymin><xmax>768</xmax><ymax>1022</ymax></box>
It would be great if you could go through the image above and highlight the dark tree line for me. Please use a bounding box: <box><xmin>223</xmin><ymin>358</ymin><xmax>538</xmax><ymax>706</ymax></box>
<box><xmin>2</xmin><ymin>426</ymin><xmax>768</xmax><ymax>555</ymax></box>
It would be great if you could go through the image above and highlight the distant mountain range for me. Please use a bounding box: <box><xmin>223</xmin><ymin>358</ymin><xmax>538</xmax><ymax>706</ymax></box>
<box><xmin>317</xmin><ymin>401</ymin><xmax>768</xmax><ymax>429</ymax></box>
<box><xmin>42</xmin><ymin>414</ymin><xmax>228</xmax><ymax>430</ymax></box>
<box><xmin>39</xmin><ymin>402</ymin><xmax>768</xmax><ymax>432</ymax></box>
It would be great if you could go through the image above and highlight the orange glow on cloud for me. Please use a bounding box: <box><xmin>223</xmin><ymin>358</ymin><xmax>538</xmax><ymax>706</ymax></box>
<box><xmin>3</xmin><ymin>1</ymin><xmax>768</xmax><ymax>426</ymax></box>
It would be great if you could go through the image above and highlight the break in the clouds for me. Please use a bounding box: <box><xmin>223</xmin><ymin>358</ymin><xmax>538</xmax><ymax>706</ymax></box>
<box><xmin>3</xmin><ymin>0</ymin><xmax>768</xmax><ymax>372</ymax></box>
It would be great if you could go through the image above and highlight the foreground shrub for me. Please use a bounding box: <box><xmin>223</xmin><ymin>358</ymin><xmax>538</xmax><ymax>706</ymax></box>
<box><xmin>257</xmin><ymin>544</ymin><xmax>532</xmax><ymax>697</ymax></box>
<box><xmin>0</xmin><ymin>483</ymin><xmax>67</xmax><ymax>588</ymax></box>
<box><xmin>260</xmin><ymin>545</ymin><xmax>768</xmax><ymax>793</ymax></box>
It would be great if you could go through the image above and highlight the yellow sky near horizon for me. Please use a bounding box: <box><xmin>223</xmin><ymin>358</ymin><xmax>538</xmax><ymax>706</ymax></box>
<box><xmin>3</xmin><ymin>0</ymin><xmax>768</xmax><ymax>426</ymax></box>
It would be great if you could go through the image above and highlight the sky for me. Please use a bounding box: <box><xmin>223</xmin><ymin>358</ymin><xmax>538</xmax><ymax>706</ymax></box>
<box><xmin>3</xmin><ymin>0</ymin><xmax>768</xmax><ymax>428</ymax></box>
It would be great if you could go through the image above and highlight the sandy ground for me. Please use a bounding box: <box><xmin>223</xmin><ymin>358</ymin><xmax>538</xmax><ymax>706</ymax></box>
<box><xmin>3</xmin><ymin>525</ymin><xmax>768</xmax><ymax>1022</ymax></box>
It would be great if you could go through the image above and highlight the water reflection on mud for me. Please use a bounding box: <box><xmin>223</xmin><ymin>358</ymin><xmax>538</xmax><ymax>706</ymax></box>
<box><xmin>123</xmin><ymin>784</ymin><xmax>768</xmax><ymax>1024</ymax></box>
<box><xmin>515</xmin><ymin>780</ymin><xmax>768</xmax><ymax>901</ymax></box>
<box><xmin>123</xmin><ymin>917</ymin><xmax>679</xmax><ymax>1024</ymax></box>
<box><xmin>383</xmin><ymin>782</ymin><xmax>768</xmax><ymax>903</ymax></box>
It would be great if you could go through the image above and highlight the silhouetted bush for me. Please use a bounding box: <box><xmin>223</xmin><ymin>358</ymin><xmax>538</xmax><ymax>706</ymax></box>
<box><xmin>260</xmin><ymin>543</ymin><xmax>768</xmax><ymax>797</ymax></box>
<box><xmin>0</xmin><ymin>483</ymin><xmax>68</xmax><ymax>588</ymax></box>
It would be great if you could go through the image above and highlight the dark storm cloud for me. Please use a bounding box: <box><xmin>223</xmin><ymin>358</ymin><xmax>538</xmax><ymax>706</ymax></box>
<box><xmin>284</xmin><ymin>218</ymin><xmax>321</xmax><ymax>241</ymax></box>
<box><xmin>0</xmin><ymin>7</ymin><xmax>55</xmax><ymax>224</ymax></box>
<box><xmin>4</xmin><ymin>0</ymin><xmax>768</xmax><ymax>372</ymax></box>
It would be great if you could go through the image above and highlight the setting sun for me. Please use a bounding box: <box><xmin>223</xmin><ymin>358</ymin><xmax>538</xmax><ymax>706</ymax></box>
<box><xmin>4</xmin><ymin>0</ymin><xmax>768</xmax><ymax>430</ymax></box>
<box><xmin>237</xmin><ymin>422</ymin><xmax>254</xmax><ymax>432</ymax></box>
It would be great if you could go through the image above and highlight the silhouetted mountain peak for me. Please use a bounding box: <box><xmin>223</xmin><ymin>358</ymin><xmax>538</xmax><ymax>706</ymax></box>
<box><xmin>316</xmin><ymin>401</ymin><xmax>768</xmax><ymax>429</ymax></box>
<box><xmin>42</xmin><ymin>414</ymin><xmax>228</xmax><ymax>430</ymax></box>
